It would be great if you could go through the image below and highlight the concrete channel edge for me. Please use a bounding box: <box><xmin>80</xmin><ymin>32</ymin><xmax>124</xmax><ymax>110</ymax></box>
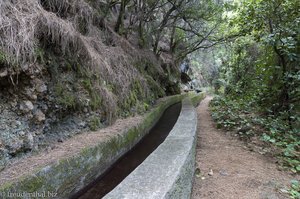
<box><xmin>103</xmin><ymin>94</ymin><xmax>205</xmax><ymax>199</ymax></box>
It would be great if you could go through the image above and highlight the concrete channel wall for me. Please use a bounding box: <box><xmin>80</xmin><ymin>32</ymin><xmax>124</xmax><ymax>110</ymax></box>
<box><xmin>0</xmin><ymin>94</ymin><xmax>189</xmax><ymax>199</ymax></box>
<box><xmin>104</xmin><ymin>95</ymin><xmax>204</xmax><ymax>199</ymax></box>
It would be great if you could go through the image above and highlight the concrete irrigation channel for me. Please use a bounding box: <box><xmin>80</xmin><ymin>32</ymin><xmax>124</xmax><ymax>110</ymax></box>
<box><xmin>72</xmin><ymin>102</ymin><xmax>182</xmax><ymax>199</ymax></box>
<box><xmin>103</xmin><ymin>97</ymin><xmax>200</xmax><ymax>199</ymax></box>
<box><xmin>0</xmin><ymin>93</ymin><xmax>205</xmax><ymax>199</ymax></box>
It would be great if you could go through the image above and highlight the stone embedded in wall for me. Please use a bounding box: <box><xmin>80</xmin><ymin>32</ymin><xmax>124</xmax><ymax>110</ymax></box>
<box><xmin>0</xmin><ymin>69</ymin><xmax>8</xmax><ymax>77</ymax></box>
<box><xmin>24</xmin><ymin>88</ymin><xmax>38</xmax><ymax>101</ymax></box>
<box><xmin>19</xmin><ymin>100</ymin><xmax>34</xmax><ymax>113</ymax></box>
<box><xmin>21</xmin><ymin>64</ymin><xmax>29</xmax><ymax>71</ymax></box>
<box><xmin>18</xmin><ymin>131</ymin><xmax>26</xmax><ymax>137</ymax></box>
<box><xmin>10</xmin><ymin>120</ymin><xmax>21</xmax><ymax>129</ymax></box>
<box><xmin>7</xmin><ymin>138</ymin><xmax>24</xmax><ymax>155</ymax></box>
<box><xmin>37</xmin><ymin>84</ymin><xmax>47</xmax><ymax>93</ymax></box>
<box><xmin>23</xmin><ymin>133</ymin><xmax>34</xmax><ymax>150</ymax></box>
<box><xmin>34</xmin><ymin>109</ymin><xmax>46</xmax><ymax>123</ymax></box>
<box><xmin>33</xmin><ymin>79</ymin><xmax>47</xmax><ymax>93</ymax></box>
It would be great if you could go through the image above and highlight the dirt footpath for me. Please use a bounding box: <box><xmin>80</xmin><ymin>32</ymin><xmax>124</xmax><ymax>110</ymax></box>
<box><xmin>192</xmin><ymin>97</ymin><xmax>296</xmax><ymax>199</ymax></box>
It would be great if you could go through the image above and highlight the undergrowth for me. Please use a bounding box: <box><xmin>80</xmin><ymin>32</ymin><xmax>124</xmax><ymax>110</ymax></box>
<box><xmin>289</xmin><ymin>179</ymin><xmax>300</xmax><ymax>199</ymax></box>
<box><xmin>210</xmin><ymin>96</ymin><xmax>300</xmax><ymax>174</ymax></box>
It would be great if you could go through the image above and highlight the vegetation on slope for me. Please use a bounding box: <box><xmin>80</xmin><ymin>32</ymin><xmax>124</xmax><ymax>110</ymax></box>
<box><xmin>0</xmin><ymin>0</ymin><xmax>223</xmax><ymax>167</ymax></box>
<box><xmin>186</xmin><ymin>0</ymin><xmax>299</xmax><ymax>196</ymax></box>
<box><xmin>192</xmin><ymin>0</ymin><xmax>299</xmax><ymax>196</ymax></box>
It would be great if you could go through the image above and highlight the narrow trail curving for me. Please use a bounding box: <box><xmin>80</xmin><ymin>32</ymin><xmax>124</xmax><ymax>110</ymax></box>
<box><xmin>192</xmin><ymin>97</ymin><xmax>295</xmax><ymax>199</ymax></box>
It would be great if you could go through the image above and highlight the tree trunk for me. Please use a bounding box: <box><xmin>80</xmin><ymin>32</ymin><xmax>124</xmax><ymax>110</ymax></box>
<box><xmin>115</xmin><ymin>0</ymin><xmax>126</xmax><ymax>34</ymax></box>
<box><xmin>153</xmin><ymin>34</ymin><xmax>160</xmax><ymax>56</ymax></box>
<box><xmin>138</xmin><ymin>20</ymin><xmax>145</xmax><ymax>47</ymax></box>
<box><xmin>170</xmin><ymin>23</ymin><xmax>176</xmax><ymax>53</ymax></box>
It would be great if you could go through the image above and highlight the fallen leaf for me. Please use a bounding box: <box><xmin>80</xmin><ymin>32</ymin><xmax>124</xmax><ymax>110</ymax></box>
<box><xmin>195</xmin><ymin>168</ymin><xmax>201</xmax><ymax>178</ymax></box>
<box><xmin>208</xmin><ymin>169</ymin><xmax>214</xmax><ymax>176</ymax></box>
<box><xmin>279</xmin><ymin>188</ymin><xmax>289</xmax><ymax>194</ymax></box>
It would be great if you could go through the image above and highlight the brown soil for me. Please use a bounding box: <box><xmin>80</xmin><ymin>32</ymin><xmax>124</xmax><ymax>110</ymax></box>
<box><xmin>192</xmin><ymin>96</ymin><xmax>298</xmax><ymax>199</ymax></box>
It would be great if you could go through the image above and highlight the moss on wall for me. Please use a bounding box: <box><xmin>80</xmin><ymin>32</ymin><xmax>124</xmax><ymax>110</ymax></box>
<box><xmin>189</xmin><ymin>92</ymin><xmax>206</xmax><ymax>107</ymax></box>
<box><xmin>0</xmin><ymin>94</ymin><xmax>187</xmax><ymax>199</ymax></box>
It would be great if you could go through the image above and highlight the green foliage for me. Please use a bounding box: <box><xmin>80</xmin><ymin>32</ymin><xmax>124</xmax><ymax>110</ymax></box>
<box><xmin>88</xmin><ymin>116</ymin><xmax>103</xmax><ymax>131</ymax></box>
<box><xmin>118</xmin><ymin>79</ymin><xmax>151</xmax><ymax>117</ymax></box>
<box><xmin>82</xmin><ymin>79</ymin><xmax>93</xmax><ymax>91</ymax></box>
<box><xmin>133</xmin><ymin>59</ymin><xmax>166</xmax><ymax>98</ymax></box>
<box><xmin>82</xmin><ymin>78</ymin><xmax>102</xmax><ymax>110</ymax></box>
<box><xmin>0</xmin><ymin>50</ymin><xmax>18</xmax><ymax>71</ymax></box>
<box><xmin>210</xmin><ymin>96</ymin><xmax>300</xmax><ymax>173</ymax></box>
<box><xmin>289</xmin><ymin>180</ymin><xmax>300</xmax><ymax>199</ymax></box>
<box><xmin>77</xmin><ymin>17</ymin><xmax>88</xmax><ymax>35</ymax></box>
<box><xmin>207</xmin><ymin>0</ymin><xmax>300</xmax><ymax>175</ymax></box>
<box><xmin>34</xmin><ymin>47</ymin><xmax>45</xmax><ymax>64</ymax></box>
<box><xmin>210</xmin><ymin>96</ymin><xmax>254</xmax><ymax>133</ymax></box>
<box><xmin>0</xmin><ymin>50</ymin><xmax>7</xmax><ymax>64</ymax></box>
<box><xmin>90</xmin><ymin>92</ymin><xmax>102</xmax><ymax>111</ymax></box>
<box><xmin>137</xmin><ymin>102</ymin><xmax>150</xmax><ymax>114</ymax></box>
<box><xmin>228</xmin><ymin>0</ymin><xmax>300</xmax><ymax>111</ymax></box>
<box><xmin>54</xmin><ymin>83</ymin><xmax>77</xmax><ymax>110</ymax></box>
